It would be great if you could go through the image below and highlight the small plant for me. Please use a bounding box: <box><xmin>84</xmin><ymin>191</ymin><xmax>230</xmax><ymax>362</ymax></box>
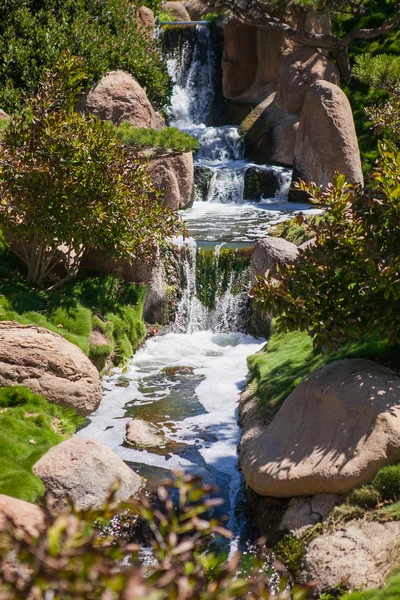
<box><xmin>348</xmin><ymin>486</ymin><xmax>380</xmax><ymax>509</ymax></box>
<box><xmin>372</xmin><ymin>464</ymin><xmax>400</xmax><ymax>501</ymax></box>
<box><xmin>0</xmin><ymin>473</ymin><xmax>299</xmax><ymax>599</ymax></box>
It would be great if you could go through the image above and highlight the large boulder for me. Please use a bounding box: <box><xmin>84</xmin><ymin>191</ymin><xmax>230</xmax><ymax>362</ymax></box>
<box><xmin>0</xmin><ymin>322</ymin><xmax>102</xmax><ymax>416</ymax></box>
<box><xmin>33</xmin><ymin>438</ymin><xmax>142</xmax><ymax>510</ymax></box>
<box><xmin>251</xmin><ymin>237</ymin><xmax>299</xmax><ymax>286</ymax></box>
<box><xmin>275</xmin><ymin>47</ymin><xmax>339</xmax><ymax>115</ymax></box>
<box><xmin>241</xmin><ymin>359</ymin><xmax>400</xmax><ymax>497</ymax></box>
<box><xmin>162</xmin><ymin>1</ymin><xmax>191</xmax><ymax>20</ymax></box>
<box><xmin>0</xmin><ymin>495</ymin><xmax>44</xmax><ymax>537</ymax></box>
<box><xmin>302</xmin><ymin>521</ymin><xmax>400</xmax><ymax>593</ymax></box>
<box><xmin>148</xmin><ymin>151</ymin><xmax>194</xmax><ymax>210</ymax></box>
<box><xmin>78</xmin><ymin>70</ymin><xmax>164</xmax><ymax>129</ymax></box>
<box><xmin>290</xmin><ymin>80</ymin><xmax>363</xmax><ymax>198</ymax></box>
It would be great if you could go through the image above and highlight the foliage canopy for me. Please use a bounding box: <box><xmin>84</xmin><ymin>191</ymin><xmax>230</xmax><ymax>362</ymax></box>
<box><xmin>0</xmin><ymin>0</ymin><xmax>171</xmax><ymax>114</ymax></box>
<box><xmin>0</xmin><ymin>58</ymin><xmax>184</xmax><ymax>289</ymax></box>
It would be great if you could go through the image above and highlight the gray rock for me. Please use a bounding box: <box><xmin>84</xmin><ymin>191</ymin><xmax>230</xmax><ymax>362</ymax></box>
<box><xmin>244</xmin><ymin>167</ymin><xmax>282</xmax><ymax>201</ymax></box>
<box><xmin>194</xmin><ymin>165</ymin><xmax>213</xmax><ymax>201</ymax></box>
<box><xmin>125</xmin><ymin>419</ymin><xmax>165</xmax><ymax>448</ymax></box>
<box><xmin>34</xmin><ymin>437</ymin><xmax>142</xmax><ymax>510</ymax></box>
<box><xmin>302</xmin><ymin>520</ymin><xmax>400</xmax><ymax>593</ymax></box>
<box><xmin>281</xmin><ymin>494</ymin><xmax>343</xmax><ymax>538</ymax></box>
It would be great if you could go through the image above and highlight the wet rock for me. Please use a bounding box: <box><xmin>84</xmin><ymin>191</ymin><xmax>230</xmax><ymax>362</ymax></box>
<box><xmin>0</xmin><ymin>322</ymin><xmax>102</xmax><ymax>416</ymax></box>
<box><xmin>33</xmin><ymin>437</ymin><xmax>142</xmax><ymax>510</ymax></box>
<box><xmin>125</xmin><ymin>419</ymin><xmax>165</xmax><ymax>448</ymax></box>
<box><xmin>244</xmin><ymin>166</ymin><xmax>282</xmax><ymax>201</ymax></box>
<box><xmin>194</xmin><ymin>165</ymin><xmax>213</xmax><ymax>201</ymax></box>
<box><xmin>116</xmin><ymin>376</ymin><xmax>131</xmax><ymax>388</ymax></box>
<box><xmin>302</xmin><ymin>520</ymin><xmax>400</xmax><ymax>593</ymax></box>
<box><xmin>241</xmin><ymin>359</ymin><xmax>400</xmax><ymax>497</ymax></box>
<box><xmin>163</xmin><ymin>365</ymin><xmax>195</xmax><ymax>376</ymax></box>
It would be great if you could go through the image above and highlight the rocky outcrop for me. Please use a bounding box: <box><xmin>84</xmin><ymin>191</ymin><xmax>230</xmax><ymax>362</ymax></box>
<box><xmin>251</xmin><ymin>237</ymin><xmax>299</xmax><ymax>286</ymax></box>
<box><xmin>290</xmin><ymin>80</ymin><xmax>363</xmax><ymax>199</ymax></box>
<box><xmin>126</xmin><ymin>419</ymin><xmax>165</xmax><ymax>448</ymax></box>
<box><xmin>302</xmin><ymin>521</ymin><xmax>400</xmax><ymax>593</ymax></box>
<box><xmin>78</xmin><ymin>70</ymin><xmax>164</xmax><ymax>129</ymax></box>
<box><xmin>148</xmin><ymin>151</ymin><xmax>194</xmax><ymax>210</ymax></box>
<box><xmin>275</xmin><ymin>48</ymin><xmax>339</xmax><ymax>115</ymax></box>
<box><xmin>0</xmin><ymin>495</ymin><xmax>44</xmax><ymax>537</ymax></box>
<box><xmin>0</xmin><ymin>322</ymin><xmax>102</xmax><ymax>416</ymax></box>
<box><xmin>241</xmin><ymin>359</ymin><xmax>400</xmax><ymax>497</ymax></box>
<box><xmin>136</xmin><ymin>5</ymin><xmax>155</xmax><ymax>38</ymax></box>
<box><xmin>162</xmin><ymin>1</ymin><xmax>191</xmax><ymax>20</ymax></box>
<box><xmin>33</xmin><ymin>438</ymin><xmax>142</xmax><ymax>510</ymax></box>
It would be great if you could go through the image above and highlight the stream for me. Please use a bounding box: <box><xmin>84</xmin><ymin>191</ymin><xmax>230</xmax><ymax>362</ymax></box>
<box><xmin>77</xmin><ymin>23</ymin><xmax>320</xmax><ymax>551</ymax></box>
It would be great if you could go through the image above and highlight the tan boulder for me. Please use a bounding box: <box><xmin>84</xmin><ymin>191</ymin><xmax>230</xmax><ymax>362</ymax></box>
<box><xmin>78</xmin><ymin>70</ymin><xmax>164</xmax><ymax>129</ymax></box>
<box><xmin>33</xmin><ymin>437</ymin><xmax>142</xmax><ymax>510</ymax></box>
<box><xmin>241</xmin><ymin>359</ymin><xmax>400</xmax><ymax>497</ymax></box>
<box><xmin>222</xmin><ymin>18</ymin><xmax>259</xmax><ymax>100</ymax></box>
<box><xmin>137</xmin><ymin>5</ymin><xmax>155</xmax><ymax>38</ymax></box>
<box><xmin>291</xmin><ymin>80</ymin><xmax>363</xmax><ymax>194</ymax></box>
<box><xmin>302</xmin><ymin>521</ymin><xmax>400</xmax><ymax>593</ymax></box>
<box><xmin>126</xmin><ymin>419</ymin><xmax>165</xmax><ymax>448</ymax></box>
<box><xmin>251</xmin><ymin>236</ymin><xmax>299</xmax><ymax>286</ymax></box>
<box><xmin>276</xmin><ymin>47</ymin><xmax>339</xmax><ymax>115</ymax></box>
<box><xmin>0</xmin><ymin>495</ymin><xmax>44</xmax><ymax>537</ymax></box>
<box><xmin>148</xmin><ymin>151</ymin><xmax>194</xmax><ymax>210</ymax></box>
<box><xmin>0</xmin><ymin>322</ymin><xmax>102</xmax><ymax>416</ymax></box>
<box><xmin>162</xmin><ymin>1</ymin><xmax>191</xmax><ymax>20</ymax></box>
<box><xmin>0</xmin><ymin>109</ymin><xmax>10</xmax><ymax>120</ymax></box>
<box><xmin>184</xmin><ymin>0</ymin><xmax>208</xmax><ymax>20</ymax></box>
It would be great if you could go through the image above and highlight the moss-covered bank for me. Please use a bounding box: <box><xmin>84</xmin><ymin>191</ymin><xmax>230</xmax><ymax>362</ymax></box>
<box><xmin>0</xmin><ymin>238</ymin><xmax>146</xmax><ymax>370</ymax></box>
<box><xmin>0</xmin><ymin>386</ymin><xmax>82</xmax><ymax>503</ymax></box>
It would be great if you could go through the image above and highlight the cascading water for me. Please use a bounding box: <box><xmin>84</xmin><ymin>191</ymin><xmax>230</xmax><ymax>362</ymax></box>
<box><xmin>77</xmin><ymin>24</ymin><xmax>321</xmax><ymax>552</ymax></box>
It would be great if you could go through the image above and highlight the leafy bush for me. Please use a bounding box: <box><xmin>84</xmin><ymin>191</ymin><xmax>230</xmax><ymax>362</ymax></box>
<box><xmin>0</xmin><ymin>0</ymin><xmax>171</xmax><ymax>114</ymax></box>
<box><xmin>0</xmin><ymin>386</ymin><xmax>82</xmax><ymax>502</ymax></box>
<box><xmin>372</xmin><ymin>465</ymin><xmax>400</xmax><ymax>502</ymax></box>
<box><xmin>0</xmin><ymin>57</ymin><xmax>184</xmax><ymax>289</ymax></box>
<box><xmin>116</xmin><ymin>123</ymin><xmax>200</xmax><ymax>153</ymax></box>
<box><xmin>252</xmin><ymin>149</ymin><xmax>400</xmax><ymax>352</ymax></box>
<box><xmin>0</xmin><ymin>474</ymin><xmax>295</xmax><ymax>599</ymax></box>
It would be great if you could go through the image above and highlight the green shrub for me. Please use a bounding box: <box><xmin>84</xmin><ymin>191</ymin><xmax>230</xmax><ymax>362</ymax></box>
<box><xmin>0</xmin><ymin>0</ymin><xmax>171</xmax><ymax>114</ymax></box>
<box><xmin>0</xmin><ymin>386</ymin><xmax>82</xmax><ymax>502</ymax></box>
<box><xmin>116</xmin><ymin>123</ymin><xmax>200</xmax><ymax>153</ymax></box>
<box><xmin>372</xmin><ymin>464</ymin><xmax>400</xmax><ymax>501</ymax></box>
<box><xmin>348</xmin><ymin>486</ymin><xmax>380</xmax><ymax>509</ymax></box>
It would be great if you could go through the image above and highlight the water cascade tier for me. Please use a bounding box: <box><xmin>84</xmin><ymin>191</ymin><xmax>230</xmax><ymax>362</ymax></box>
<box><xmin>78</xmin><ymin>24</ymin><xmax>320</xmax><ymax>548</ymax></box>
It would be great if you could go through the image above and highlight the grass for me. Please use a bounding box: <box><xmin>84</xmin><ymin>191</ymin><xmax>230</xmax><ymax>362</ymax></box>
<box><xmin>0</xmin><ymin>386</ymin><xmax>83</xmax><ymax>503</ymax></box>
<box><xmin>248</xmin><ymin>323</ymin><xmax>400</xmax><ymax>414</ymax></box>
<box><xmin>0</xmin><ymin>238</ymin><xmax>147</xmax><ymax>370</ymax></box>
<box><xmin>115</xmin><ymin>123</ymin><xmax>200</xmax><ymax>154</ymax></box>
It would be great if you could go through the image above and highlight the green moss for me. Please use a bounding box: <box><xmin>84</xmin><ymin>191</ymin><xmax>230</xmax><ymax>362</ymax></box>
<box><xmin>268</xmin><ymin>217</ymin><xmax>316</xmax><ymax>246</ymax></box>
<box><xmin>115</xmin><ymin>123</ymin><xmax>199</xmax><ymax>154</ymax></box>
<box><xmin>0</xmin><ymin>242</ymin><xmax>146</xmax><ymax>369</ymax></box>
<box><xmin>373</xmin><ymin>465</ymin><xmax>400</xmax><ymax>501</ymax></box>
<box><xmin>248</xmin><ymin>323</ymin><xmax>400</xmax><ymax>414</ymax></box>
<box><xmin>0</xmin><ymin>386</ymin><xmax>82</xmax><ymax>503</ymax></box>
<box><xmin>274</xmin><ymin>524</ymin><xmax>323</xmax><ymax>577</ymax></box>
<box><xmin>344</xmin><ymin>573</ymin><xmax>400</xmax><ymax>600</ymax></box>
<box><xmin>348</xmin><ymin>486</ymin><xmax>380</xmax><ymax>509</ymax></box>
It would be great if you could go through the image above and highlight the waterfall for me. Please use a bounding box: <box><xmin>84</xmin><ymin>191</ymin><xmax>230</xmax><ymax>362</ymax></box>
<box><xmin>173</xmin><ymin>240</ymin><xmax>251</xmax><ymax>334</ymax></box>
